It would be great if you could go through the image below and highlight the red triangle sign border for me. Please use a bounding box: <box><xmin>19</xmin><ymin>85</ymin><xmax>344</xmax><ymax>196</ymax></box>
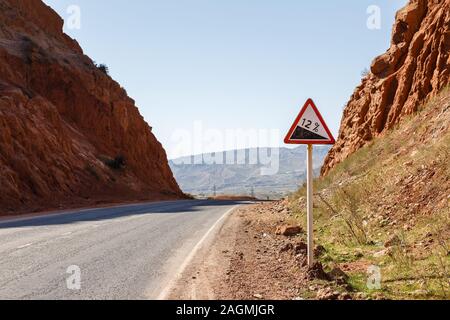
<box><xmin>284</xmin><ymin>98</ymin><xmax>336</xmax><ymax>145</ymax></box>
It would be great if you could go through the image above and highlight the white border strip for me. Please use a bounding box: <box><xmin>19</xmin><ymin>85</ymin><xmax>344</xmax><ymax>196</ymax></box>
<box><xmin>157</xmin><ymin>205</ymin><xmax>239</xmax><ymax>300</ymax></box>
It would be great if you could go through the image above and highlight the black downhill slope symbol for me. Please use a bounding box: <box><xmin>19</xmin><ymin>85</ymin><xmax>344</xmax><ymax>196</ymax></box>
<box><xmin>291</xmin><ymin>126</ymin><xmax>327</xmax><ymax>140</ymax></box>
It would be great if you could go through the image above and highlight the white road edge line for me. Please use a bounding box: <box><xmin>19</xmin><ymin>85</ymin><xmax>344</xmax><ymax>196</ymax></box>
<box><xmin>157</xmin><ymin>205</ymin><xmax>239</xmax><ymax>300</ymax></box>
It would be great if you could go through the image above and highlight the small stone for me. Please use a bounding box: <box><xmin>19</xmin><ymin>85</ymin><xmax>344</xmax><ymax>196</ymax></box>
<box><xmin>403</xmin><ymin>161</ymin><xmax>413</xmax><ymax>167</ymax></box>
<box><xmin>316</xmin><ymin>288</ymin><xmax>339</xmax><ymax>300</ymax></box>
<box><xmin>253</xmin><ymin>294</ymin><xmax>263</xmax><ymax>299</ymax></box>
<box><xmin>275</xmin><ymin>225</ymin><xmax>303</xmax><ymax>237</ymax></box>
<box><xmin>280</xmin><ymin>243</ymin><xmax>294</xmax><ymax>253</ymax></box>
<box><xmin>354</xmin><ymin>249</ymin><xmax>364</xmax><ymax>258</ymax></box>
<box><xmin>355</xmin><ymin>292</ymin><xmax>367</xmax><ymax>300</ymax></box>
<box><xmin>372</xmin><ymin>292</ymin><xmax>385</xmax><ymax>300</ymax></box>
<box><xmin>328</xmin><ymin>267</ymin><xmax>349</xmax><ymax>284</ymax></box>
<box><xmin>373</xmin><ymin>249</ymin><xmax>389</xmax><ymax>258</ymax></box>
<box><xmin>307</xmin><ymin>262</ymin><xmax>330</xmax><ymax>280</ymax></box>
<box><xmin>339</xmin><ymin>292</ymin><xmax>352</xmax><ymax>300</ymax></box>
<box><xmin>314</xmin><ymin>245</ymin><xmax>327</xmax><ymax>257</ymax></box>
<box><xmin>294</xmin><ymin>241</ymin><xmax>308</xmax><ymax>254</ymax></box>
<box><xmin>384</xmin><ymin>235</ymin><xmax>401</xmax><ymax>248</ymax></box>
<box><xmin>412</xmin><ymin>289</ymin><xmax>427</xmax><ymax>297</ymax></box>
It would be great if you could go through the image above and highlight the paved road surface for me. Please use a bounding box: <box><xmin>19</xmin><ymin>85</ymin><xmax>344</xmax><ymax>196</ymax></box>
<box><xmin>0</xmin><ymin>200</ymin><xmax>241</xmax><ymax>300</ymax></box>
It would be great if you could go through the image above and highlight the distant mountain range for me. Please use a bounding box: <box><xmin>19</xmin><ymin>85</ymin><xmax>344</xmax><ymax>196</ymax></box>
<box><xmin>169</xmin><ymin>146</ymin><xmax>331</xmax><ymax>199</ymax></box>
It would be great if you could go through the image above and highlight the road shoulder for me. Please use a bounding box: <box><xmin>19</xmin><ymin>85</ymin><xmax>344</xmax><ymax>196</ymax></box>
<box><xmin>169</xmin><ymin>201</ymin><xmax>359</xmax><ymax>300</ymax></box>
<box><xmin>167</xmin><ymin>206</ymin><xmax>242</xmax><ymax>299</ymax></box>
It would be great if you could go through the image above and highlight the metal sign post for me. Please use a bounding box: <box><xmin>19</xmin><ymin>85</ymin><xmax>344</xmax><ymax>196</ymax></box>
<box><xmin>306</xmin><ymin>144</ymin><xmax>314</xmax><ymax>266</ymax></box>
<box><xmin>284</xmin><ymin>99</ymin><xmax>336</xmax><ymax>267</ymax></box>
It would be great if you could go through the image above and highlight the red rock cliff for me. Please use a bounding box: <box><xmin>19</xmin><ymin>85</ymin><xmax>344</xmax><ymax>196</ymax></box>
<box><xmin>0</xmin><ymin>0</ymin><xmax>183</xmax><ymax>214</ymax></box>
<box><xmin>322</xmin><ymin>0</ymin><xmax>450</xmax><ymax>175</ymax></box>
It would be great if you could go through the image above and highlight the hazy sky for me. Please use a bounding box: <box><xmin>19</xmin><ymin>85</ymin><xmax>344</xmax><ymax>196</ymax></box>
<box><xmin>43</xmin><ymin>0</ymin><xmax>406</xmax><ymax>158</ymax></box>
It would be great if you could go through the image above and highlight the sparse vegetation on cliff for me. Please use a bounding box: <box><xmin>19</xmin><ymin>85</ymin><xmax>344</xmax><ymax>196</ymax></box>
<box><xmin>96</xmin><ymin>63</ymin><xmax>109</xmax><ymax>75</ymax></box>
<box><xmin>105</xmin><ymin>155</ymin><xmax>126</xmax><ymax>170</ymax></box>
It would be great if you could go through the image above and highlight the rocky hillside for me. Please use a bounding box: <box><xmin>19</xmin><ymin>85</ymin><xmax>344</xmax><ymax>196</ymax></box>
<box><xmin>0</xmin><ymin>0</ymin><xmax>183</xmax><ymax>215</ymax></box>
<box><xmin>322</xmin><ymin>0</ymin><xmax>450</xmax><ymax>174</ymax></box>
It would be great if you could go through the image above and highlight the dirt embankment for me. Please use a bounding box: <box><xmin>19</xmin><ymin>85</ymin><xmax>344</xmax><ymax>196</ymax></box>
<box><xmin>171</xmin><ymin>193</ymin><xmax>448</xmax><ymax>300</ymax></box>
<box><xmin>0</xmin><ymin>0</ymin><xmax>184</xmax><ymax>215</ymax></box>
<box><xmin>169</xmin><ymin>202</ymin><xmax>361</xmax><ymax>301</ymax></box>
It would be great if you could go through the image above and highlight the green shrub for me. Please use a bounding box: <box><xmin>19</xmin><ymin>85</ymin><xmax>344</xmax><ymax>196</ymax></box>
<box><xmin>96</xmin><ymin>63</ymin><xmax>109</xmax><ymax>75</ymax></box>
<box><xmin>105</xmin><ymin>155</ymin><xmax>125</xmax><ymax>170</ymax></box>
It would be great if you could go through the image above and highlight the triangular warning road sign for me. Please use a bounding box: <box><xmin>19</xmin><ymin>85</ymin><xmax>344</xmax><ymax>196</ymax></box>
<box><xmin>284</xmin><ymin>99</ymin><xmax>335</xmax><ymax>145</ymax></box>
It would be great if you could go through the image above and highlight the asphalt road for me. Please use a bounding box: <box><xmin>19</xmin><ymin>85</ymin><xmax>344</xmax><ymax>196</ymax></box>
<box><xmin>0</xmin><ymin>200</ymin><xmax>241</xmax><ymax>300</ymax></box>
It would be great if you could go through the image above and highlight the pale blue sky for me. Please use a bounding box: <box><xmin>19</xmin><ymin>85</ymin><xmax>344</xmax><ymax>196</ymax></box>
<box><xmin>44</xmin><ymin>0</ymin><xmax>406</xmax><ymax>158</ymax></box>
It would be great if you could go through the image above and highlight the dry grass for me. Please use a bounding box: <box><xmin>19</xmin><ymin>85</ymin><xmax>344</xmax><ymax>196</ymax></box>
<box><xmin>288</xmin><ymin>88</ymin><xmax>450</xmax><ymax>300</ymax></box>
